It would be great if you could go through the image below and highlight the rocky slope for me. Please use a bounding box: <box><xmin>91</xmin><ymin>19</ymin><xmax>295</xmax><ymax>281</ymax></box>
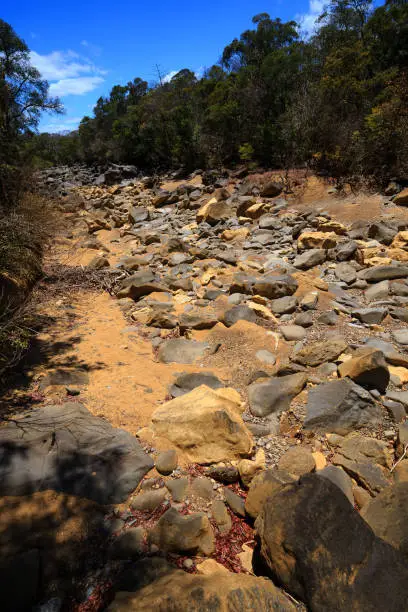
<box><xmin>2</xmin><ymin>168</ymin><xmax>408</xmax><ymax>611</ymax></box>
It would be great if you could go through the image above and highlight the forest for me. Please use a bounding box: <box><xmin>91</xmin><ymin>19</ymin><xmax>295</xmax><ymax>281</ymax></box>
<box><xmin>25</xmin><ymin>0</ymin><xmax>408</xmax><ymax>185</ymax></box>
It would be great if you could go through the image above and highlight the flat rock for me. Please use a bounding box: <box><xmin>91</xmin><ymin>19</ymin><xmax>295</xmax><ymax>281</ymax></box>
<box><xmin>304</xmin><ymin>378</ymin><xmax>381</xmax><ymax>434</ymax></box>
<box><xmin>0</xmin><ymin>403</ymin><xmax>153</xmax><ymax>504</ymax></box>
<box><xmin>358</xmin><ymin>265</ymin><xmax>408</xmax><ymax>283</ymax></box>
<box><xmin>252</xmin><ymin>275</ymin><xmax>298</xmax><ymax>299</ymax></box>
<box><xmin>169</xmin><ymin>371</ymin><xmax>223</xmax><ymax>398</ymax></box>
<box><xmin>280</xmin><ymin>325</ymin><xmax>306</xmax><ymax>341</ymax></box>
<box><xmin>248</xmin><ymin>373</ymin><xmax>307</xmax><ymax>417</ymax></box>
<box><xmin>158</xmin><ymin>338</ymin><xmax>210</xmax><ymax>364</ymax></box>
<box><xmin>293</xmin><ymin>337</ymin><xmax>348</xmax><ymax>367</ymax></box>
<box><xmin>294</xmin><ymin>249</ymin><xmax>326</xmax><ymax>270</ymax></box>
<box><xmin>255</xmin><ymin>474</ymin><xmax>408</xmax><ymax>610</ymax></box>
<box><xmin>222</xmin><ymin>305</ymin><xmax>257</xmax><ymax>327</ymax></box>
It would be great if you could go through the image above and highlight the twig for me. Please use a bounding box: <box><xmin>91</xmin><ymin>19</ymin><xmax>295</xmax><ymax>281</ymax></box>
<box><xmin>390</xmin><ymin>444</ymin><xmax>408</xmax><ymax>473</ymax></box>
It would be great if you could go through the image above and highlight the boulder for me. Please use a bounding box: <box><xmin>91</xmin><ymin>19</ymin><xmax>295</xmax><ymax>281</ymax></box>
<box><xmin>255</xmin><ymin>474</ymin><xmax>408</xmax><ymax>610</ymax></box>
<box><xmin>351</xmin><ymin>307</ymin><xmax>387</xmax><ymax>325</ymax></box>
<box><xmin>304</xmin><ymin>378</ymin><xmax>381</xmax><ymax>434</ymax></box>
<box><xmin>338</xmin><ymin>348</ymin><xmax>390</xmax><ymax>392</ymax></box>
<box><xmin>158</xmin><ymin>338</ymin><xmax>210</xmax><ymax>364</ymax></box>
<box><xmin>293</xmin><ymin>337</ymin><xmax>348</xmax><ymax>367</ymax></box>
<box><xmin>108</xmin><ymin>559</ymin><xmax>296</xmax><ymax>611</ymax></box>
<box><xmin>248</xmin><ymin>373</ymin><xmax>307</xmax><ymax>417</ymax></box>
<box><xmin>0</xmin><ymin>403</ymin><xmax>153</xmax><ymax>504</ymax></box>
<box><xmin>149</xmin><ymin>508</ymin><xmax>215</xmax><ymax>555</ymax></box>
<box><xmin>270</xmin><ymin>296</ymin><xmax>298</xmax><ymax>315</ymax></box>
<box><xmin>245</xmin><ymin>469</ymin><xmax>294</xmax><ymax>519</ymax></box>
<box><xmin>150</xmin><ymin>385</ymin><xmax>253</xmax><ymax>463</ymax></box>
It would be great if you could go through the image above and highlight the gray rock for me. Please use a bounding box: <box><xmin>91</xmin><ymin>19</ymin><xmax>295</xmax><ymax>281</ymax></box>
<box><xmin>294</xmin><ymin>311</ymin><xmax>314</xmax><ymax>327</ymax></box>
<box><xmin>109</xmin><ymin>527</ymin><xmax>145</xmax><ymax>559</ymax></box>
<box><xmin>352</xmin><ymin>307</ymin><xmax>387</xmax><ymax>325</ymax></box>
<box><xmin>248</xmin><ymin>373</ymin><xmax>307</xmax><ymax>417</ymax></box>
<box><xmin>392</xmin><ymin>329</ymin><xmax>408</xmax><ymax>345</ymax></box>
<box><xmin>270</xmin><ymin>296</ymin><xmax>298</xmax><ymax>314</ymax></box>
<box><xmin>224</xmin><ymin>487</ymin><xmax>246</xmax><ymax>517</ymax></box>
<box><xmin>0</xmin><ymin>403</ymin><xmax>153</xmax><ymax>504</ymax></box>
<box><xmin>158</xmin><ymin>338</ymin><xmax>210</xmax><ymax>364</ymax></box>
<box><xmin>252</xmin><ymin>275</ymin><xmax>298</xmax><ymax>299</ymax></box>
<box><xmin>317</xmin><ymin>311</ymin><xmax>338</xmax><ymax>326</ymax></box>
<box><xmin>166</xmin><ymin>477</ymin><xmax>189</xmax><ymax>502</ymax></box>
<box><xmin>155</xmin><ymin>450</ymin><xmax>178</xmax><ymax>475</ymax></box>
<box><xmin>222</xmin><ymin>305</ymin><xmax>257</xmax><ymax>327</ymax></box>
<box><xmin>294</xmin><ymin>249</ymin><xmax>326</xmax><ymax>270</ymax></box>
<box><xmin>169</xmin><ymin>372</ymin><xmax>223</xmax><ymax>398</ymax></box>
<box><xmin>335</xmin><ymin>262</ymin><xmax>357</xmax><ymax>284</ymax></box>
<box><xmin>359</xmin><ymin>265</ymin><xmax>408</xmax><ymax>283</ymax></box>
<box><xmin>318</xmin><ymin>465</ymin><xmax>354</xmax><ymax>504</ymax></box>
<box><xmin>255</xmin><ymin>350</ymin><xmax>276</xmax><ymax>365</ymax></box>
<box><xmin>304</xmin><ymin>379</ymin><xmax>381</xmax><ymax>434</ymax></box>
<box><xmin>280</xmin><ymin>325</ymin><xmax>306</xmax><ymax>341</ymax></box>
<box><xmin>365</xmin><ymin>280</ymin><xmax>389</xmax><ymax>302</ymax></box>
<box><xmin>149</xmin><ymin>507</ymin><xmax>214</xmax><ymax>555</ymax></box>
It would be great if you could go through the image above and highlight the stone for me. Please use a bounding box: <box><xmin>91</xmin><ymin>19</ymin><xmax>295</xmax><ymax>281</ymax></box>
<box><xmin>245</xmin><ymin>469</ymin><xmax>294</xmax><ymax>519</ymax></box>
<box><xmin>294</xmin><ymin>249</ymin><xmax>326</xmax><ymax>270</ymax></box>
<box><xmin>333</xmin><ymin>455</ymin><xmax>390</xmax><ymax>495</ymax></box>
<box><xmin>178</xmin><ymin>311</ymin><xmax>218</xmax><ymax>331</ymax></box>
<box><xmin>131</xmin><ymin>488</ymin><xmax>167</xmax><ymax>512</ymax></box>
<box><xmin>224</xmin><ymin>487</ymin><xmax>246</xmax><ymax>517</ymax></box>
<box><xmin>353</xmin><ymin>484</ymin><xmax>371</xmax><ymax>509</ymax></box>
<box><xmin>108</xmin><ymin>559</ymin><xmax>296</xmax><ymax>611</ymax></box>
<box><xmin>255</xmin><ymin>350</ymin><xmax>276</xmax><ymax>365</ymax></box>
<box><xmin>158</xmin><ymin>338</ymin><xmax>210</xmax><ymax>364</ymax></box>
<box><xmin>191</xmin><ymin>477</ymin><xmax>214</xmax><ymax>500</ymax></box>
<box><xmin>298</xmin><ymin>231</ymin><xmax>340</xmax><ymax>250</ymax></box>
<box><xmin>238</xmin><ymin>449</ymin><xmax>266</xmax><ymax>488</ymax></box>
<box><xmin>109</xmin><ymin>527</ymin><xmax>145</xmax><ymax>559</ymax></box>
<box><xmin>207</xmin><ymin>465</ymin><xmax>239</xmax><ymax>484</ymax></box>
<box><xmin>252</xmin><ymin>275</ymin><xmax>298</xmax><ymax>299</ymax></box>
<box><xmin>358</xmin><ymin>265</ymin><xmax>408</xmax><ymax>283</ymax></box>
<box><xmin>318</xmin><ymin>465</ymin><xmax>354</xmax><ymax>504</ymax></box>
<box><xmin>165</xmin><ymin>477</ymin><xmax>188</xmax><ymax>502</ymax></box>
<box><xmin>255</xmin><ymin>474</ymin><xmax>408</xmax><ymax>610</ymax></box>
<box><xmin>196</xmin><ymin>558</ymin><xmax>231</xmax><ymax>575</ymax></box>
<box><xmin>149</xmin><ymin>508</ymin><xmax>215</xmax><ymax>555</ymax></box>
<box><xmin>293</xmin><ymin>337</ymin><xmax>348</xmax><ymax>367</ymax></box>
<box><xmin>392</xmin><ymin>328</ymin><xmax>408</xmax><ymax>346</ymax></box>
<box><xmin>280</xmin><ymin>325</ymin><xmax>306</xmax><ymax>341</ymax></box>
<box><xmin>155</xmin><ymin>450</ymin><xmax>178</xmax><ymax>475</ymax></box>
<box><xmin>317</xmin><ymin>310</ymin><xmax>338</xmax><ymax>325</ymax></box>
<box><xmin>196</xmin><ymin>198</ymin><xmax>233</xmax><ymax>225</ymax></box>
<box><xmin>338</xmin><ymin>348</ymin><xmax>390</xmax><ymax>392</ymax></box>
<box><xmin>211</xmin><ymin>500</ymin><xmax>232</xmax><ymax>534</ymax></box>
<box><xmin>394</xmin><ymin>187</ymin><xmax>408</xmax><ymax>205</ymax></box>
<box><xmin>222</xmin><ymin>305</ymin><xmax>257</xmax><ymax>327</ymax></box>
<box><xmin>248</xmin><ymin>373</ymin><xmax>307</xmax><ymax>417</ymax></box>
<box><xmin>335</xmin><ymin>262</ymin><xmax>357</xmax><ymax>284</ymax></box>
<box><xmin>304</xmin><ymin>378</ymin><xmax>381</xmax><ymax>434</ymax></box>
<box><xmin>150</xmin><ymin>386</ymin><xmax>253</xmax><ymax>464</ymax></box>
<box><xmin>129</xmin><ymin>206</ymin><xmax>149</xmax><ymax>224</ymax></box>
<box><xmin>278</xmin><ymin>446</ymin><xmax>316</xmax><ymax>478</ymax></box>
<box><xmin>260</xmin><ymin>180</ymin><xmax>283</xmax><ymax>197</ymax></box>
<box><xmin>0</xmin><ymin>403</ymin><xmax>153</xmax><ymax>504</ymax></box>
<box><xmin>362</xmin><ymin>483</ymin><xmax>408</xmax><ymax>558</ymax></box>
<box><xmin>328</xmin><ymin>431</ymin><xmax>392</xmax><ymax>468</ymax></box>
<box><xmin>352</xmin><ymin>307</ymin><xmax>387</xmax><ymax>325</ymax></box>
<box><xmin>294</xmin><ymin>311</ymin><xmax>314</xmax><ymax>327</ymax></box>
<box><xmin>300</xmin><ymin>291</ymin><xmax>318</xmax><ymax>310</ymax></box>
<box><xmin>270</xmin><ymin>295</ymin><xmax>298</xmax><ymax>314</ymax></box>
<box><xmin>169</xmin><ymin>371</ymin><xmax>223</xmax><ymax>398</ymax></box>
<box><xmin>365</xmin><ymin>280</ymin><xmax>389</xmax><ymax>302</ymax></box>
<box><xmin>147</xmin><ymin>310</ymin><xmax>178</xmax><ymax>329</ymax></box>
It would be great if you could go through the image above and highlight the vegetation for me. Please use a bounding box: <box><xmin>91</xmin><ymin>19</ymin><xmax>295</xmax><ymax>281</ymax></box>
<box><xmin>29</xmin><ymin>0</ymin><xmax>408</xmax><ymax>185</ymax></box>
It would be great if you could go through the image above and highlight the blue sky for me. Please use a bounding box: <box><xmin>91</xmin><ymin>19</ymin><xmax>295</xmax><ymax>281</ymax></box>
<box><xmin>3</xmin><ymin>0</ymin><xmax>327</xmax><ymax>132</ymax></box>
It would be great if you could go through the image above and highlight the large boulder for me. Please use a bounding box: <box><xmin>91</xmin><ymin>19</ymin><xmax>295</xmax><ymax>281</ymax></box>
<box><xmin>248</xmin><ymin>373</ymin><xmax>307</xmax><ymax>417</ymax></box>
<box><xmin>150</xmin><ymin>385</ymin><xmax>253</xmax><ymax>463</ymax></box>
<box><xmin>255</xmin><ymin>474</ymin><xmax>408</xmax><ymax>611</ymax></box>
<box><xmin>0</xmin><ymin>403</ymin><xmax>153</xmax><ymax>504</ymax></box>
<box><xmin>108</xmin><ymin>558</ymin><xmax>296</xmax><ymax>611</ymax></box>
<box><xmin>304</xmin><ymin>378</ymin><xmax>381</xmax><ymax>434</ymax></box>
<box><xmin>362</xmin><ymin>483</ymin><xmax>408</xmax><ymax>558</ymax></box>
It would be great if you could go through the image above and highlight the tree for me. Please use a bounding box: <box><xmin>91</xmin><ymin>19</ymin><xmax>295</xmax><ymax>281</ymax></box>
<box><xmin>0</xmin><ymin>19</ymin><xmax>63</xmax><ymax>205</ymax></box>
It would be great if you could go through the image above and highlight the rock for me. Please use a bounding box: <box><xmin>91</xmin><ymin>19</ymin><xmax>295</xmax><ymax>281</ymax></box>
<box><xmin>150</xmin><ymin>385</ymin><xmax>253</xmax><ymax>464</ymax></box>
<box><xmin>131</xmin><ymin>488</ymin><xmax>167</xmax><ymax>511</ymax></box>
<box><xmin>196</xmin><ymin>558</ymin><xmax>231</xmax><ymax>575</ymax></box>
<box><xmin>255</xmin><ymin>474</ymin><xmax>408</xmax><ymax>610</ymax></box>
<box><xmin>158</xmin><ymin>338</ymin><xmax>210</xmax><ymax>364</ymax></box>
<box><xmin>252</xmin><ymin>275</ymin><xmax>298</xmax><ymax>299</ymax></box>
<box><xmin>353</xmin><ymin>484</ymin><xmax>371</xmax><ymax>509</ymax></box>
<box><xmin>362</xmin><ymin>483</ymin><xmax>408</xmax><ymax>558</ymax></box>
<box><xmin>149</xmin><ymin>507</ymin><xmax>215</xmax><ymax>555</ymax></box>
<box><xmin>155</xmin><ymin>450</ymin><xmax>178</xmax><ymax>475</ymax></box>
<box><xmin>238</xmin><ymin>448</ymin><xmax>266</xmax><ymax>488</ymax></box>
<box><xmin>270</xmin><ymin>295</ymin><xmax>298</xmax><ymax>314</ymax></box>
<box><xmin>328</xmin><ymin>431</ymin><xmax>392</xmax><ymax>468</ymax></box>
<box><xmin>394</xmin><ymin>187</ymin><xmax>408</xmax><ymax>205</ymax></box>
<box><xmin>352</xmin><ymin>307</ymin><xmax>387</xmax><ymax>325</ymax></box>
<box><xmin>224</xmin><ymin>487</ymin><xmax>246</xmax><ymax>517</ymax></box>
<box><xmin>333</xmin><ymin>454</ymin><xmax>390</xmax><ymax>495</ymax></box>
<box><xmin>191</xmin><ymin>477</ymin><xmax>214</xmax><ymax>500</ymax></box>
<box><xmin>169</xmin><ymin>372</ymin><xmax>223</xmax><ymax>398</ymax></box>
<box><xmin>109</xmin><ymin>527</ymin><xmax>145</xmax><ymax>559</ymax></box>
<box><xmin>293</xmin><ymin>337</ymin><xmax>348</xmax><ymax>367</ymax></box>
<box><xmin>338</xmin><ymin>348</ymin><xmax>390</xmax><ymax>392</ymax></box>
<box><xmin>300</xmin><ymin>291</ymin><xmax>318</xmax><ymax>310</ymax></box>
<box><xmin>317</xmin><ymin>310</ymin><xmax>338</xmax><ymax>325</ymax></box>
<box><xmin>248</xmin><ymin>373</ymin><xmax>307</xmax><ymax>417</ymax></box>
<box><xmin>260</xmin><ymin>180</ymin><xmax>283</xmax><ymax>197</ymax></box>
<box><xmin>335</xmin><ymin>262</ymin><xmax>357</xmax><ymax>284</ymax></box>
<box><xmin>358</xmin><ymin>265</ymin><xmax>408</xmax><ymax>283</ymax></box>
<box><xmin>129</xmin><ymin>206</ymin><xmax>149</xmax><ymax>224</ymax></box>
<box><xmin>392</xmin><ymin>328</ymin><xmax>408</xmax><ymax>345</ymax></box>
<box><xmin>222</xmin><ymin>305</ymin><xmax>257</xmax><ymax>327</ymax></box>
<box><xmin>278</xmin><ymin>446</ymin><xmax>316</xmax><ymax>478</ymax></box>
<box><xmin>245</xmin><ymin>469</ymin><xmax>294</xmax><ymax>519</ymax></box>
<box><xmin>0</xmin><ymin>403</ymin><xmax>153</xmax><ymax>504</ymax></box>
<box><xmin>318</xmin><ymin>464</ymin><xmax>354</xmax><ymax>504</ymax></box>
<box><xmin>207</xmin><ymin>465</ymin><xmax>239</xmax><ymax>484</ymax></box>
<box><xmin>117</xmin><ymin>280</ymin><xmax>168</xmax><ymax>300</ymax></box>
<box><xmin>211</xmin><ymin>500</ymin><xmax>232</xmax><ymax>534</ymax></box>
<box><xmin>147</xmin><ymin>310</ymin><xmax>178</xmax><ymax>329</ymax></box>
<box><xmin>365</xmin><ymin>280</ymin><xmax>389</xmax><ymax>302</ymax></box>
<box><xmin>294</xmin><ymin>311</ymin><xmax>314</xmax><ymax>327</ymax></box>
<box><xmin>165</xmin><ymin>477</ymin><xmax>188</xmax><ymax>502</ymax></box>
<box><xmin>304</xmin><ymin>378</ymin><xmax>381</xmax><ymax>434</ymax></box>
<box><xmin>280</xmin><ymin>325</ymin><xmax>306</xmax><ymax>341</ymax></box>
<box><xmin>294</xmin><ymin>249</ymin><xmax>326</xmax><ymax>270</ymax></box>
<box><xmin>196</xmin><ymin>198</ymin><xmax>233</xmax><ymax>225</ymax></box>
<box><xmin>298</xmin><ymin>231</ymin><xmax>340</xmax><ymax>250</ymax></box>
<box><xmin>108</xmin><ymin>559</ymin><xmax>296</xmax><ymax>611</ymax></box>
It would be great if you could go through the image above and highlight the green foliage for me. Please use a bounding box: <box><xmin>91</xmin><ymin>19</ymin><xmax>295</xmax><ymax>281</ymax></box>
<box><xmin>27</xmin><ymin>2</ymin><xmax>408</xmax><ymax>184</ymax></box>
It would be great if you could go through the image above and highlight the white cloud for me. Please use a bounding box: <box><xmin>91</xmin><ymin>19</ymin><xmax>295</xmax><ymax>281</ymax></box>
<box><xmin>80</xmin><ymin>40</ymin><xmax>102</xmax><ymax>57</ymax></box>
<box><xmin>49</xmin><ymin>76</ymin><xmax>105</xmax><ymax>96</ymax></box>
<box><xmin>30</xmin><ymin>49</ymin><xmax>106</xmax><ymax>97</ymax></box>
<box><xmin>297</xmin><ymin>0</ymin><xmax>326</xmax><ymax>36</ymax></box>
<box><xmin>162</xmin><ymin>70</ymin><xmax>178</xmax><ymax>83</ymax></box>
